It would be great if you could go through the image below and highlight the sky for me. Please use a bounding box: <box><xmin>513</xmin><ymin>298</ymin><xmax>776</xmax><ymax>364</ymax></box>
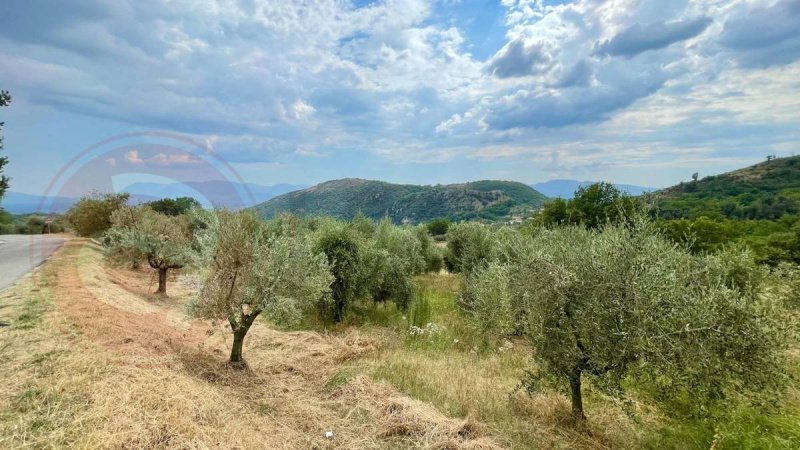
<box><xmin>1</xmin><ymin>0</ymin><xmax>799</xmax><ymax>195</ymax></box>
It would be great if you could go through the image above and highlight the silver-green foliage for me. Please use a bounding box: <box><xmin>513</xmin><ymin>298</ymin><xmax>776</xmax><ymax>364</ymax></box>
<box><xmin>191</xmin><ymin>210</ymin><xmax>332</xmax><ymax>363</ymax></box>
<box><xmin>105</xmin><ymin>205</ymin><xmax>194</xmax><ymax>293</ymax></box>
<box><xmin>460</xmin><ymin>262</ymin><xmax>514</xmax><ymax>336</ymax></box>
<box><xmin>465</xmin><ymin>219</ymin><xmax>788</xmax><ymax>419</ymax></box>
<box><xmin>444</xmin><ymin>222</ymin><xmax>496</xmax><ymax>274</ymax></box>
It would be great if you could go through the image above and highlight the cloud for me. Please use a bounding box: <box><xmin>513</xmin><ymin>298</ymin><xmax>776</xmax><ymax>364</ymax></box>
<box><xmin>486</xmin><ymin>38</ymin><xmax>553</xmax><ymax>78</ymax></box>
<box><xmin>1</xmin><ymin>0</ymin><xmax>799</xmax><ymax>190</ymax></box>
<box><xmin>718</xmin><ymin>0</ymin><xmax>800</xmax><ymax>67</ymax></box>
<box><xmin>597</xmin><ymin>17</ymin><xmax>712</xmax><ymax>57</ymax></box>
<box><xmin>483</xmin><ymin>69</ymin><xmax>666</xmax><ymax>130</ymax></box>
<box><xmin>124</xmin><ymin>149</ymin><xmax>202</xmax><ymax>166</ymax></box>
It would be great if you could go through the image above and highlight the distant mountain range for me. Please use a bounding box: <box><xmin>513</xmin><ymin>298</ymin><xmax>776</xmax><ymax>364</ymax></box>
<box><xmin>0</xmin><ymin>182</ymin><xmax>306</xmax><ymax>214</ymax></box>
<box><xmin>253</xmin><ymin>178</ymin><xmax>548</xmax><ymax>223</ymax></box>
<box><xmin>530</xmin><ymin>180</ymin><xmax>653</xmax><ymax>199</ymax></box>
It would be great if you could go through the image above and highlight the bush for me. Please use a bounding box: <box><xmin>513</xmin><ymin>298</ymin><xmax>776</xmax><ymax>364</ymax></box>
<box><xmin>313</xmin><ymin>222</ymin><xmax>367</xmax><ymax>322</ymax></box>
<box><xmin>65</xmin><ymin>191</ymin><xmax>129</xmax><ymax>237</ymax></box>
<box><xmin>444</xmin><ymin>222</ymin><xmax>495</xmax><ymax>274</ymax></box>
<box><xmin>460</xmin><ymin>262</ymin><xmax>514</xmax><ymax>336</ymax></box>
<box><xmin>426</xmin><ymin>218</ymin><xmax>452</xmax><ymax>237</ymax></box>
<box><xmin>414</xmin><ymin>225</ymin><xmax>444</xmax><ymax>273</ymax></box>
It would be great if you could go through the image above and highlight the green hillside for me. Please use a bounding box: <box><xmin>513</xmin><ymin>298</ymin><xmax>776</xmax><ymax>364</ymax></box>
<box><xmin>252</xmin><ymin>178</ymin><xmax>548</xmax><ymax>223</ymax></box>
<box><xmin>652</xmin><ymin>156</ymin><xmax>800</xmax><ymax>264</ymax></box>
<box><xmin>654</xmin><ymin>155</ymin><xmax>800</xmax><ymax>220</ymax></box>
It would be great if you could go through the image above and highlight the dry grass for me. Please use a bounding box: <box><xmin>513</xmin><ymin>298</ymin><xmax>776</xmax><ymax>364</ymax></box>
<box><xmin>0</xmin><ymin>239</ymin><xmax>501</xmax><ymax>449</ymax></box>
<box><xmin>362</xmin><ymin>343</ymin><xmax>647</xmax><ymax>449</ymax></box>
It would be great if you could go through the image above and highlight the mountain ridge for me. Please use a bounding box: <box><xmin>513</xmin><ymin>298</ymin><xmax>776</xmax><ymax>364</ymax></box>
<box><xmin>531</xmin><ymin>179</ymin><xmax>653</xmax><ymax>198</ymax></box>
<box><xmin>253</xmin><ymin>178</ymin><xmax>548</xmax><ymax>223</ymax></box>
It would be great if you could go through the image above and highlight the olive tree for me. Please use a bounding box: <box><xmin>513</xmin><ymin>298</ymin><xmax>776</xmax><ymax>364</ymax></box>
<box><xmin>313</xmin><ymin>222</ymin><xmax>366</xmax><ymax>322</ymax></box>
<box><xmin>192</xmin><ymin>210</ymin><xmax>331</xmax><ymax>365</ymax></box>
<box><xmin>470</xmin><ymin>220</ymin><xmax>787</xmax><ymax>422</ymax></box>
<box><xmin>444</xmin><ymin>222</ymin><xmax>495</xmax><ymax>274</ymax></box>
<box><xmin>105</xmin><ymin>206</ymin><xmax>193</xmax><ymax>294</ymax></box>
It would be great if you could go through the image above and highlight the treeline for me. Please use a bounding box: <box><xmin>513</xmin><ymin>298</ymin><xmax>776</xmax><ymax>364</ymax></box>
<box><xmin>530</xmin><ymin>182</ymin><xmax>800</xmax><ymax>265</ymax></box>
<box><xmin>0</xmin><ymin>210</ymin><xmax>68</xmax><ymax>234</ymax></box>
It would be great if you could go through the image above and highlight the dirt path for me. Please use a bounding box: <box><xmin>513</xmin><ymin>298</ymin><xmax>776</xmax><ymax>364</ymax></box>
<box><xmin>1</xmin><ymin>238</ymin><xmax>500</xmax><ymax>449</ymax></box>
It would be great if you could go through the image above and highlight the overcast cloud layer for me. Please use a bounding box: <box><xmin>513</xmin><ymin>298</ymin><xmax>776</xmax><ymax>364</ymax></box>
<box><xmin>1</xmin><ymin>0</ymin><xmax>799</xmax><ymax>192</ymax></box>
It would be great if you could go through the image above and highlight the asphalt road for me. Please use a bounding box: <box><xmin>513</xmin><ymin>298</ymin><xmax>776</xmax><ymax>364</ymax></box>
<box><xmin>0</xmin><ymin>235</ymin><xmax>65</xmax><ymax>291</ymax></box>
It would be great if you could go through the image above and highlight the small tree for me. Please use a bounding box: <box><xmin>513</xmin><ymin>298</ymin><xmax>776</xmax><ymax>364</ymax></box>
<box><xmin>444</xmin><ymin>222</ymin><xmax>495</xmax><ymax>274</ymax></box>
<box><xmin>426</xmin><ymin>218</ymin><xmax>452</xmax><ymax>237</ymax></box>
<box><xmin>0</xmin><ymin>90</ymin><xmax>10</xmax><ymax>202</ymax></box>
<box><xmin>66</xmin><ymin>191</ymin><xmax>130</xmax><ymax>237</ymax></box>
<box><xmin>313</xmin><ymin>223</ymin><xmax>365</xmax><ymax>322</ymax></box>
<box><xmin>567</xmin><ymin>182</ymin><xmax>641</xmax><ymax>229</ymax></box>
<box><xmin>512</xmin><ymin>221</ymin><xmax>786</xmax><ymax>422</ymax></box>
<box><xmin>192</xmin><ymin>210</ymin><xmax>331</xmax><ymax>365</ymax></box>
<box><xmin>105</xmin><ymin>206</ymin><xmax>193</xmax><ymax>294</ymax></box>
<box><xmin>464</xmin><ymin>220</ymin><xmax>788</xmax><ymax>422</ymax></box>
<box><xmin>531</xmin><ymin>197</ymin><xmax>568</xmax><ymax>229</ymax></box>
<box><xmin>146</xmin><ymin>197</ymin><xmax>202</xmax><ymax>216</ymax></box>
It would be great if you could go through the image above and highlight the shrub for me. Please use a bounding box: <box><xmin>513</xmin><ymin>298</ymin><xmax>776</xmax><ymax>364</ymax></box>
<box><xmin>460</xmin><ymin>262</ymin><xmax>514</xmax><ymax>336</ymax></box>
<box><xmin>65</xmin><ymin>191</ymin><xmax>129</xmax><ymax>237</ymax></box>
<box><xmin>444</xmin><ymin>222</ymin><xmax>495</xmax><ymax>274</ymax></box>
<box><xmin>426</xmin><ymin>218</ymin><xmax>452</xmax><ymax>237</ymax></box>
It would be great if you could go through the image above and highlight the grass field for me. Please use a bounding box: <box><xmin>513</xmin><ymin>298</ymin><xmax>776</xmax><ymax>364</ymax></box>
<box><xmin>0</xmin><ymin>238</ymin><xmax>798</xmax><ymax>449</ymax></box>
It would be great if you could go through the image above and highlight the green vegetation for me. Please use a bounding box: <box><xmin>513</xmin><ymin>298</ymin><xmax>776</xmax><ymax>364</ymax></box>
<box><xmin>654</xmin><ymin>156</ymin><xmax>800</xmax><ymax>221</ymax></box>
<box><xmin>0</xmin><ymin>211</ymin><xmax>67</xmax><ymax>234</ymax></box>
<box><xmin>10</xmin><ymin>156</ymin><xmax>800</xmax><ymax>447</ymax></box>
<box><xmin>65</xmin><ymin>192</ymin><xmax>130</xmax><ymax>237</ymax></box>
<box><xmin>309</xmin><ymin>215</ymin><xmax>442</xmax><ymax>322</ymax></box>
<box><xmin>649</xmin><ymin>156</ymin><xmax>800</xmax><ymax>264</ymax></box>
<box><xmin>191</xmin><ymin>210</ymin><xmax>332</xmax><ymax>365</ymax></box>
<box><xmin>443</xmin><ymin>222</ymin><xmax>497</xmax><ymax>273</ymax></box>
<box><xmin>528</xmin><ymin>182</ymin><xmax>642</xmax><ymax>229</ymax></box>
<box><xmin>144</xmin><ymin>196</ymin><xmax>201</xmax><ymax>216</ymax></box>
<box><xmin>0</xmin><ymin>90</ymin><xmax>9</xmax><ymax>204</ymax></box>
<box><xmin>253</xmin><ymin>178</ymin><xmax>548</xmax><ymax>223</ymax></box>
<box><xmin>425</xmin><ymin>218</ymin><xmax>451</xmax><ymax>237</ymax></box>
<box><xmin>104</xmin><ymin>205</ymin><xmax>194</xmax><ymax>294</ymax></box>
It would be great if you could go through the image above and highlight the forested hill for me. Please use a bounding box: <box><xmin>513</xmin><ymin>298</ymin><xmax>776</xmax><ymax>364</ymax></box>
<box><xmin>654</xmin><ymin>156</ymin><xmax>800</xmax><ymax>220</ymax></box>
<box><xmin>252</xmin><ymin>178</ymin><xmax>548</xmax><ymax>223</ymax></box>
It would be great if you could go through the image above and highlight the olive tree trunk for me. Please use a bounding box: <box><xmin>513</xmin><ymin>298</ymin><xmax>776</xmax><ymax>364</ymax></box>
<box><xmin>569</xmin><ymin>368</ymin><xmax>586</xmax><ymax>422</ymax></box>
<box><xmin>228</xmin><ymin>311</ymin><xmax>261</xmax><ymax>368</ymax></box>
<box><xmin>230</xmin><ymin>327</ymin><xmax>248</xmax><ymax>363</ymax></box>
<box><xmin>156</xmin><ymin>268</ymin><xmax>168</xmax><ymax>294</ymax></box>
